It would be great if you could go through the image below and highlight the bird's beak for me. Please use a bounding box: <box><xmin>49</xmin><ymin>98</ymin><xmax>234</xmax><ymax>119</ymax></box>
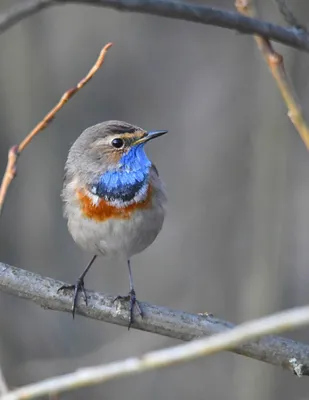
<box><xmin>134</xmin><ymin>130</ymin><xmax>168</xmax><ymax>145</ymax></box>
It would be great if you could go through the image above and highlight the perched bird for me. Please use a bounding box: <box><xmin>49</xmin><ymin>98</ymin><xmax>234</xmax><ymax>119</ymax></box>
<box><xmin>59</xmin><ymin>120</ymin><xmax>167</xmax><ymax>328</ymax></box>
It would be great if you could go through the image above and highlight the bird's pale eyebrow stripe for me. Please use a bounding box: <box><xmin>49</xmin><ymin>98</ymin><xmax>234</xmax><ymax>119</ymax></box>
<box><xmin>114</xmin><ymin>131</ymin><xmax>145</xmax><ymax>141</ymax></box>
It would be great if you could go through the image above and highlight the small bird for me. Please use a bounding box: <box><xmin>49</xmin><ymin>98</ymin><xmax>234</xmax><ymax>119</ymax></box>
<box><xmin>59</xmin><ymin>120</ymin><xmax>167</xmax><ymax>328</ymax></box>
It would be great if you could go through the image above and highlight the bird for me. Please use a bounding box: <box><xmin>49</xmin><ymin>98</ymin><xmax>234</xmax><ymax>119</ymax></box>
<box><xmin>58</xmin><ymin>120</ymin><xmax>167</xmax><ymax>328</ymax></box>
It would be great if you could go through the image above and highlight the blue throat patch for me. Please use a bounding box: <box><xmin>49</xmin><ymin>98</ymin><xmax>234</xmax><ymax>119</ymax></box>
<box><xmin>93</xmin><ymin>144</ymin><xmax>151</xmax><ymax>203</ymax></box>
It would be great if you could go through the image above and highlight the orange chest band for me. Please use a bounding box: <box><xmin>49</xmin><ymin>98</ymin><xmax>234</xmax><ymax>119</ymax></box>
<box><xmin>77</xmin><ymin>185</ymin><xmax>153</xmax><ymax>222</ymax></box>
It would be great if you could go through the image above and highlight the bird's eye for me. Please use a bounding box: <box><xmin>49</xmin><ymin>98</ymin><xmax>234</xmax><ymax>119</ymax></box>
<box><xmin>111</xmin><ymin>138</ymin><xmax>124</xmax><ymax>149</ymax></box>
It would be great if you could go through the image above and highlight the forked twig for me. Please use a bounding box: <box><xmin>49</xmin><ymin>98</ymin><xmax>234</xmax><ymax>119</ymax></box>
<box><xmin>235</xmin><ymin>0</ymin><xmax>309</xmax><ymax>151</ymax></box>
<box><xmin>273</xmin><ymin>0</ymin><xmax>307</xmax><ymax>31</ymax></box>
<box><xmin>0</xmin><ymin>42</ymin><xmax>113</xmax><ymax>217</ymax></box>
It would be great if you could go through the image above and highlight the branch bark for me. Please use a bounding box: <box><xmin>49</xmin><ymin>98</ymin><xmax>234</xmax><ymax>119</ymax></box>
<box><xmin>1</xmin><ymin>261</ymin><xmax>309</xmax><ymax>377</ymax></box>
<box><xmin>1</xmin><ymin>0</ymin><xmax>309</xmax><ymax>53</ymax></box>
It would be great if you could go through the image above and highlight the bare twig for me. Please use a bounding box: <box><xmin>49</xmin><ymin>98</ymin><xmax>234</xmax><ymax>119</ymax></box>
<box><xmin>0</xmin><ymin>1</ymin><xmax>309</xmax><ymax>53</ymax></box>
<box><xmin>1</xmin><ymin>262</ymin><xmax>309</xmax><ymax>377</ymax></box>
<box><xmin>0</xmin><ymin>42</ymin><xmax>113</xmax><ymax>217</ymax></box>
<box><xmin>0</xmin><ymin>367</ymin><xmax>8</xmax><ymax>395</ymax></box>
<box><xmin>235</xmin><ymin>0</ymin><xmax>309</xmax><ymax>151</ymax></box>
<box><xmin>273</xmin><ymin>0</ymin><xmax>307</xmax><ymax>31</ymax></box>
<box><xmin>2</xmin><ymin>287</ymin><xmax>309</xmax><ymax>400</ymax></box>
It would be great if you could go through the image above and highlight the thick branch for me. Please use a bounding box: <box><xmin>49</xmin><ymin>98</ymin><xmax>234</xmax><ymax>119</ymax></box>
<box><xmin>1</xmin><ymin>261</ymin><xmax>309</xmax><ymax>377</ymax></box>
<box><xmin>1</xmin><ymin>1</ymin><xmax>309</xmax><ymax>53</ymax></box>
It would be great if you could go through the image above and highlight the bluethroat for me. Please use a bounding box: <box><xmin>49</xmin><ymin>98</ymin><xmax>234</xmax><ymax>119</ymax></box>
<box><xmin>59</xmin><ymin>120</ymin><xmax>167</xmax><ymax>328</ymax></box>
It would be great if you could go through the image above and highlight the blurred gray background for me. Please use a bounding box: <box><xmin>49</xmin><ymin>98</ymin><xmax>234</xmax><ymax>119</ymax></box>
<box><xmin>1</xmin><ymin>0</ymin><xmax>309</xmax><ymax>399</ymax></box>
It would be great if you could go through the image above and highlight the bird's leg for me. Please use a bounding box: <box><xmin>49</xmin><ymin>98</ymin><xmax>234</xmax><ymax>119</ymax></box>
<box><xmin>113</xmin><ymin>259</ymin><xmax>143</xmax><ymax>329</ymax></box>
<box><xmin>58</xmin><ymin>255</ymin><xmax>97</xmax><ymax>318</ymax></box>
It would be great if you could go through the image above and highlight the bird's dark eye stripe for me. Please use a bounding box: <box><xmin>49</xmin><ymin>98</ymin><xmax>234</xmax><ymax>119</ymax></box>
<box><xmin>109</xmin><ymin>125</ymin><xmax>136</xmax><ymax>134</ymax></box>
<box><xmin>111</xmin><ymin>138</ymin><xmax>124</xmax><ymax>148</ymax></box>
<box><xmin>126</xmin><ymin>127</ymin><xmax>137</xmax><ymax>133</ymax></box>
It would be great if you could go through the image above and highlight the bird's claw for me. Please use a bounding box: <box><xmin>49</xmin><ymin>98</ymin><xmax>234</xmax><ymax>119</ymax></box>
<box><xmin>113</xmin><ymin>289</ymin><xmax>143</xmax><ymax>329</ymax></box>
<box><xmin>57</xmin><ymin>277</ymin><xmax>88</xmax><ymax>318</ymax></box>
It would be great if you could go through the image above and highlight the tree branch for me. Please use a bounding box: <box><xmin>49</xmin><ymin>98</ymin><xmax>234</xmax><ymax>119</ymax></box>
<box><xmin>3</xmin><ymin>277</ymin><xmax>309</xmax><ymax>400</ymax></box>
<box><xmin>1</xmin><ymin>261</ymin><xmax>309</xmax><ymax>378</ymax></box>
<box><xmin>1</xmin><ymin>0</ymin><xmax>309</xmax><ymax>53</ymax></box>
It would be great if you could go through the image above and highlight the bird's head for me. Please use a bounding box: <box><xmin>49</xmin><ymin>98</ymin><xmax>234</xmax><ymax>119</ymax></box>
<box><xmin>66</xmin><ymin>120</ymin><xmax>167</xmax><ymax>204</ymax></box>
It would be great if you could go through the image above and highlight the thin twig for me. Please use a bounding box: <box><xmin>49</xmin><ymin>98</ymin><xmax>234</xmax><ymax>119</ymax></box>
<box><xmin>235</xmin><ymin>0</ymin><xmax>309</xmax><ymax>151</ymax></box>
<box><xmin>0</xmin><ymin>42</ymin><xmax>113</xmax><ymax>217</ymax></box>
<box><xmin>2</xmin><ymin>293</ymin><xmax>309</xmax><ymax>400</ymax></box>
<box><xmin>1</xmin><ymin>262</ymin><xmax>309</xmax><ymax>376</ymax></box>
<box><xmin>0</xmin><ymin>1</ymin><xmax>309</xmax><ymax>53</ymax></box>
<box><xmin>273</xmin><ymin>0</ymin><xmax>307</xmax><ymax>31</ymax></box>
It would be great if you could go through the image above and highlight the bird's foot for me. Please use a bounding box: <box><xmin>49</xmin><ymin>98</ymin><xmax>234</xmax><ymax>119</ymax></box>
<box><xmin>113</xmin><ymin>289</ymin><xmax>143</xmax><ymax>330</ymax></box>
<box><xmin>57</xmin><ymin>277</ymin><xmax>88</xmax><ymax>318</ymax></box>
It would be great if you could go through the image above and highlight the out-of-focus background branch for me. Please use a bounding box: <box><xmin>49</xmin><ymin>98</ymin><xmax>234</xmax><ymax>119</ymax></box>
<box><xmin>1</xmin><ymin>0</ymin><xmax>309</xmax><ymax>51</ymax></box>
<box><xmin>4</xmin><ymin>303</ymin><xmax>309</xmax><ymax>400</ymax></box>
<box><xmin>1</xmin><ymin>0</ymin><xmax>309</xmax><ymax>399</ymax></box>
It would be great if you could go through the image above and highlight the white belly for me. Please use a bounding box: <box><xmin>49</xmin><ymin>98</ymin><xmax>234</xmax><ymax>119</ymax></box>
<box><xmin>67</xmin><ymin>203</ymin><xmax>165</xmax><ymax>258</ymax></box>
